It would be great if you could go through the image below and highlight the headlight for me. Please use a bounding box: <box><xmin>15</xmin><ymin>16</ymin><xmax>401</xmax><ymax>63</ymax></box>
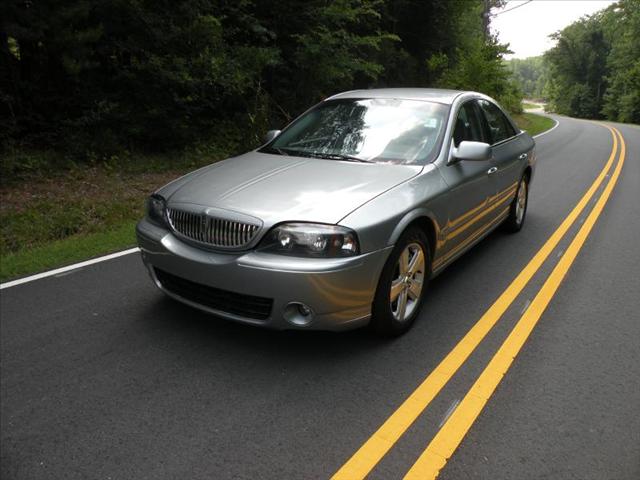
<box><xmin>259</xmin><ymin>223</ymin><xmax>359</xmax><ymax>257</ymax></box>
<box><xmin>146</xmin><ymin>195</ymin><xmax>167</xmax><ymax>226</ymax></box>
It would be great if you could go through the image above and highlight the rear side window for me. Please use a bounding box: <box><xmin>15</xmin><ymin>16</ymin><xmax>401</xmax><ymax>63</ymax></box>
<box><xmin>453</xmin><ymin>102</ymin><xmax>485</xmax><ymax>147</ymax></box>
<box><xmin>478</xmin><ymin>99</ymin><xmax>517</xmax><ymax>144</ymax></box>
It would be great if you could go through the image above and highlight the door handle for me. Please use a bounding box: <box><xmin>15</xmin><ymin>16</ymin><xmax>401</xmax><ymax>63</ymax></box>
<box><xmin>487</xmin><ymin>166</ymin><xmax>498</xmax><ymax>175</ymax></box>
<box><xmin>519</xmin><ymin>153</ymin><xmax>528</xmax><ymax>160</ymax></box>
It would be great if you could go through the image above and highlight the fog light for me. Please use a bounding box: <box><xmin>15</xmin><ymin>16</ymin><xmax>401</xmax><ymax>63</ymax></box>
<box><xmin>284</xmin><ymin>302</ymin><xmax>315</xmax><ymax>326</ymax></box>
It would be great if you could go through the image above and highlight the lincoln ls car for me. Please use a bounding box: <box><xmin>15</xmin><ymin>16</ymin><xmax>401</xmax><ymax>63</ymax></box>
<box><xmin>136</xmin><ymin>88</ymin><xmax>535</xmax><ymax>335</ymax></box>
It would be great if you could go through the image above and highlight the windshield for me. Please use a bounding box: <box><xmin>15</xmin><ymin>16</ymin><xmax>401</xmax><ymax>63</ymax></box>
<box><xmin>262</xmin><ymin>98</ymin><xmax>449</xmax><ymax>165</ymax></box>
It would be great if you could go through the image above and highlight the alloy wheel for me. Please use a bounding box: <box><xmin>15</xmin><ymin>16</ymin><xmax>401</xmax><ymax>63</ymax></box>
<box><xmin>516</xmin><ymin>179</ymin><xmax>527</xmax><ymax>225</ymax></box>
<box><xmin>390</xmin><ymin>242</ymin><xmax>425</xmax><ymax>322</ymax></box>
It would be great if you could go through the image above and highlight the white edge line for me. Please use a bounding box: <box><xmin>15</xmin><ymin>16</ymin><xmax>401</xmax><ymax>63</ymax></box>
<box><xmin>0</xmin><ymin>247</ymin><xmax>140</xmax><ymax>290</ymax></box>
<box><xmin>533</xmin><ymin>117</ymin><xmax>560</xmax><ymax>139</ymax></box>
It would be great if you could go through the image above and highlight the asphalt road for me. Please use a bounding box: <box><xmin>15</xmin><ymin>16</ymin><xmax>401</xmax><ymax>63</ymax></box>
<box><xmin>1</xmin><ymin>116</ymin><xmax>639</xmax><ymax>479</ymax></box>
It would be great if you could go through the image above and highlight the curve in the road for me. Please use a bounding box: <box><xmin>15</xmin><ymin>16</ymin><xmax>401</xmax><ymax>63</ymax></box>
<box><xmin>332</xmin><ymin>123</ymin><xmax>623</xmax><ymax>480</ymax></box>
<box><xmin>403</xmin><ymin>125</ymin><xmax>627</xmax><ymax>479</ymax></box>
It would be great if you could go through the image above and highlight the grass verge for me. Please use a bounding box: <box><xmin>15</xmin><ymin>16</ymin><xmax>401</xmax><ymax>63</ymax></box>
<box><xmin>521</xmin><ymin>102</ymin><xmax>539</xmax><ymax>110</ymax></box>
<box><xmin>512</xmin><ymin>112</ymin><xmax>556</xmax><ymax>137</ymax></box>
<box><xmin>1</xmin><ymin>221</ymin><xmax>137</xmax><ymax>282</ymax></box>
<box><xmin>0</xmin><ymin>126</ymin><xmax>251</xmax><ymax>283</ymax></box>
<box><xmin>0</xmin><ymin>152</ymin><xmax>227</xmax><ymax>282</ymax></box>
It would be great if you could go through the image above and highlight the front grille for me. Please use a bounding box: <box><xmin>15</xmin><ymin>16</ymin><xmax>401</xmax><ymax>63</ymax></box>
<box><xmin>167</xmin><ymin>208</ymin><xmax>259</xmax><ymax>248</ymax></box>
<box><xmin>154</xmin><ymin>268</ymin><xmax>273</xmax><ymax>320</ymax></box>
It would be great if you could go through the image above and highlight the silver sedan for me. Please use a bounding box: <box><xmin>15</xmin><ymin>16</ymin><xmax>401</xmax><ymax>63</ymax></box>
<box><xmin>136</xmin><ymin>88</ymin><xmax>535</xmax><ymax>335</ymax></box>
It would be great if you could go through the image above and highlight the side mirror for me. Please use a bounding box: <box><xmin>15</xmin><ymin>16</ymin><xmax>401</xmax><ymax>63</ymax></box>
<box><xmin>452</xmin><ymin>141</ymin><xmax>492</xmax><ymax>162</ymax></box>
<box><xmin>263</xmin><ymin>129</ymin><xmax>281</xmax><ymax>144</ymax></box>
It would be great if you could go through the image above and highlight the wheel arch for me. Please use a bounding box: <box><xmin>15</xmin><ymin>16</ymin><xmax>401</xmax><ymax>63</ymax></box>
<box><xmin>388</xmin><ymin>210</ymin><xmax>439</xmax><ymax>263</ymax></box>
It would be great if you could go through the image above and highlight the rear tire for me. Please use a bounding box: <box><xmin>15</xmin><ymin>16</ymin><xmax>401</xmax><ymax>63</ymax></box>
<box><xmin>370</xmin><ymin>226</ymin><xmax>431</xmax><ymax>336</ymax></box>
<box><xmin>503</xmin><ymin>174</ymin><xmax>529</xmax><ymax>233</ymax></box>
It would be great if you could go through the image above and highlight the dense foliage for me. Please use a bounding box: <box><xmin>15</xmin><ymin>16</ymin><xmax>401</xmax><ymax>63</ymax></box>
<box><xmin>506</xmin><ymin>56</ymin><xmax>548</xmax><ymax>100</ymax></box>
<box><xmin>543</xmin><ymin>0</ymin><xmax>640</xmax><ymax>122</ymax></box>
<box><xmin>1</xmin><ymin>0</ymin><xmax>519</xmax><ymax>168</ymax></box>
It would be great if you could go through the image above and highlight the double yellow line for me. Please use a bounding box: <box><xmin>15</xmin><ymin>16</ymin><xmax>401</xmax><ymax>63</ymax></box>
<box><xmin>332</xmin><ymin>124</ymin><xmax>626</xmax><ymax>480</ymax></box>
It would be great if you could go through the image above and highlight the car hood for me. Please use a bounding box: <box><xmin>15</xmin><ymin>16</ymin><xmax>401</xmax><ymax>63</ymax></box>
<box><xmin>164</xmin><ymin>151</ymin><xmax>422</xmax><ymax>225</ymax></box>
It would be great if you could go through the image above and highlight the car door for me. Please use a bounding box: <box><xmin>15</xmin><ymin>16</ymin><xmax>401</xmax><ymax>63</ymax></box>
<box><xmin>435</xmin><ymin>100</ymin><xmax>494</xmax><ymax>265</ymax></box>
<box><xmin>477</xmin><ymin>99</ymin><xmax>522</xmax><ymax>216</ymax></box>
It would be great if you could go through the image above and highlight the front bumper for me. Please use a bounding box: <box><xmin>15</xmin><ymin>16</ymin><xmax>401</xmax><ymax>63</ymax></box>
<box><xmin>136</xmin><ymin>218</ymin><xmax>392</xmax><ymax>331</ymax></box>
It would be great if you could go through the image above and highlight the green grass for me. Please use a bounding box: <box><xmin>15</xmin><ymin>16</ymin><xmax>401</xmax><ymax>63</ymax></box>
<box><xmin>521</xmin><ymin>102</ymin><xmax>539</xmax><ymax>110</ymax></box>
<box><xmin>512</xmin><ymin>112</ymin><xmax>556</xmax><ymax>137</ymax></box>
<box><xmin>0</xmin><ymin>134</ymin><xmax>249</xmax><ymax>282</ymax></box>
<box><xmin>0</xmin><ymin>118</ymin><xmax>261</xmax><ymax>283</ymax></box>
<box><xmin>0</xmin><ymin>153</ymin><xmax>231</xmax><ymax>283</ymax></box>
<box><xmin>0</xmin><ymin>221</ymin><xmax>137</xmax><ymax>281</ymax></box>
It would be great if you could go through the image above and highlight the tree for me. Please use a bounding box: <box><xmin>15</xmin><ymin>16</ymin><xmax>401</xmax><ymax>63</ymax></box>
<box><xmin>422</xmin><ymin>0</ymin><xmax>521</xmax><ymax>112</ymax></box>
<box><xmin>602</xmin><ymin>0</ymin><xmax>640</xmax><ymax>123</ymax></box>
<box><xmin>1</xmin><ymin>0</ymin><xmax>524</xmax><ymax>166</ymax></box>
<box><xmin>543</xmin><ymin>0</ymin><xmax>639</xmax><ymax>122</ymax></box>
<box><xmin>507</xmin><ymin>56</ymin><xmax>549</xmax><ymax>100</ymax></box>
<box><xmin>545</xmin><ymin>13</ymin><xmax>610</xmax><ymax>118</ymax></box>
<box><xmin>1</xmin><ymin>0</ymin><xmax>278</xmax><ymax>152</ymax></box>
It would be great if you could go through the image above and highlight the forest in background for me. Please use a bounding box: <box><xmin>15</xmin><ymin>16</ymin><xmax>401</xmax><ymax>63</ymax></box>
<box><xmin>507</xmin><ymin>0</ymin><xmax>639</xmax><ymax>123</ymax></box>
<box><xmin>1</xmin><ymin>0</ymin><xmax>522</xmax><ymax>178</ymax></box>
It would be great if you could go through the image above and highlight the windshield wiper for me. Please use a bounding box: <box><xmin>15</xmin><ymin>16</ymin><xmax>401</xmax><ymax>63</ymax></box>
<box><xmin>264</xmin><ymin>147</ymin><xmax>374</xmax><ymax>163</ymax></box>
<box><xmin>264</xmin><ymin>146</ymin><xmax>320</xmax><ymax>158</ymax></box>
<box><xmin>264</xmin><ymin>146</ymin><xmax>290</xmax><ymax>156</ymax></box>
<box><xmin>306</xmin><ymin>152</ymin><xmax>374</xmax><ymax>163</ymax></box>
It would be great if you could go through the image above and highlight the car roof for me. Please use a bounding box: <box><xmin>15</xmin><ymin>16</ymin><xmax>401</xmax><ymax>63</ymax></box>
<box><xmin>325</xmin><ymin>88</ymin><xmax>472</xmax><ymax>105</ymax></box>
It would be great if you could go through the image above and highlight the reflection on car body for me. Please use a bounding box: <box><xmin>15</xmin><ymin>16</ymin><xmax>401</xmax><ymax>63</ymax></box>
<box><xmin>137</xmin><ymin>88</ymin><xmax>535</xmax><ymax>335</ymax></box>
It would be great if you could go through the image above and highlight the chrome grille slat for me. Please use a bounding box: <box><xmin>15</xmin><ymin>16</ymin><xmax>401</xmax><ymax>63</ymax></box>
<box><xmin>233</xmin><ymin>222</ymin><xmax>238</xmax><ymax>246</ymax></box>
<box><xmin>167</xmin><ymin>208</ymin><xmax>259</xmax><ymax>249</ymax></box>
<box><xmin>183</xmin><ymin>210</ymin><xmax>188</xmax><ymax>237</ymax></box>
<box><xmin>222</xmin><ymin>219</ymin><xmax>226</xmax><ymax>245</ymax></box>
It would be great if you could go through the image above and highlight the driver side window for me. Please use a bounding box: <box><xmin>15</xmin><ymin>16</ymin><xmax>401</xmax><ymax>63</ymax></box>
<box><xmin>477</xmin><ymin>99</ymin><xmax>517</xmax><ymax>144</ymax></box>
<box><xmin>453</xmin><ymin>102</ymin><xmax>485</xmax><ymax>147</ymax></box>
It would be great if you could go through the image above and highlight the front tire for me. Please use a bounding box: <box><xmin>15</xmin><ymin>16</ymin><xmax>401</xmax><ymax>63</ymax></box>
<box><xmin>370</xmin><ymin>226</ymin><xmax>431</xmax><ymax>336</ymax></box>
<box><xmin>503</xmin><ymin>174</ymin><xmax>529</xmax><ymax>233</ymax></box>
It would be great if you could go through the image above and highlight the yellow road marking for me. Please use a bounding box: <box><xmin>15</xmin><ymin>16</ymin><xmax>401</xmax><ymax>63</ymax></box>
<box><xmin>331</xmin><ymin>125</ymin><xmax>619</xmax><ymax>480</ymax></box>
<box><xmin>403</xmin><ymin>126</ymin><xmax>626</xmax><ymax>479</ymax></box>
